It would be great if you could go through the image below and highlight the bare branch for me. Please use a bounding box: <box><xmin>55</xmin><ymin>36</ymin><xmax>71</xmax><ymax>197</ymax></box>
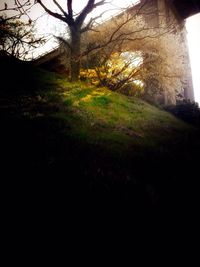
<box><xmin>75</xmin><ymin>0</ymin><xmax>94</xmax><ymax>27</ymax></box>
<box><xmin>0</xmin><ymin>0</ymin><xmax>34</xmax><ymax>20</ymax></box>
<box><xmin>37</xmin><ymin>0</ymin><xmax>70</xmax><ymax>24</ymax></box>
<box><xmin>0</xmin><ymin>17</ymin><xmax>45</xmax><ymax>60</ymax></box>
<box><xmin>67</xmin><ymin>0</ymin><xmax>73</xmax><ymax>17</ymax></box>
<box><xmin>80</xmin><ymin>9</ymin><xmax>113</xmax><ymax>33</ymax></box>
<box><xmin>53</xmin><ymin>0</ymin><xmax>68</xmax><ymax>17</ymax></box>
<box><xmin>75</xmin><ymin>0</ymin><xmax>107</xmax><ymax>28</ymax></box>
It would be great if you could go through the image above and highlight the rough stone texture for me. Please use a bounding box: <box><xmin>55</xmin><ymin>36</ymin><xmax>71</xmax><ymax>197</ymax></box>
<box><xmin>137</xmin><ymin>0</ymin><xmax>194</xmax><ymax>104</ymax></box>
<box><xmin>160</xmin><ymin>0</ymin><xmax>194</xmax><ymax>103</ymax></box>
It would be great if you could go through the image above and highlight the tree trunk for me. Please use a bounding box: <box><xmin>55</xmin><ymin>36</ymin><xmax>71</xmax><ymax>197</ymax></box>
<box><xmin>70</xmin><ymin>27</ymin><xmax>81</xmax><ymax>82</ymax></box>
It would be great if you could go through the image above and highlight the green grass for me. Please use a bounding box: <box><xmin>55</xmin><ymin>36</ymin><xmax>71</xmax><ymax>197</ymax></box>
<box><xmin>3</xmin><ymin>61</ymin><xmax>190</xmax><ymax>158</ymax></box>
<box><xmin>2</xmin><ymin>65</ymin><xmax>200</xmax><ymax>208</ymax></box>
<box><xmin>34</xmin><ymin>71</ymin><xmax>192</xmax><ymax>157</ymax></box>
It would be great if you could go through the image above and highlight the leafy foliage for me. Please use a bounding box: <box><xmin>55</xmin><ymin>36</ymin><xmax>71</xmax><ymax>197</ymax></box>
<box><xmin>81</xmin><ymin>50</ymin><xmax>145</xmax><ymax>97</ymax></box>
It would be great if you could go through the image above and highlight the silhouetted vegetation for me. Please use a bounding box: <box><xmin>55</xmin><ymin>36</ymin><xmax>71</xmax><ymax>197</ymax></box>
<box><xmin>0</xmin><ymin>2</ymin><xmax>44</xmax><ymax>60</ymax></box>
<box><xmin>0</xmin><ymin>52</ymin><xmax>59</xmax><ymax>95</ymax></box>
<box><xmin>165</xmin><ymin>100</ymin><xmax>200</xmax><ymax>128</ymax></box>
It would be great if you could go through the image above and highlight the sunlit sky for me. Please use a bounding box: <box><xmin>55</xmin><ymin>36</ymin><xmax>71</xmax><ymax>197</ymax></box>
<box><xmin>29</xmin><ymin>0</ymin><xmax>140</xmax><ymax>56</ymax></box>
<box><xmin>30</xmin><ymin>0</ymin><xmax>139</xmax><ymax>38</ymax></box>
<box><xmin>1</xmin><ymin>1</ymin><xmax>200</xmax><ymax>104</ymax></box>
<box><xmin>186</xmin><ymin>14</ymin><xmax>200</xmax><ymax>105</ymax></box>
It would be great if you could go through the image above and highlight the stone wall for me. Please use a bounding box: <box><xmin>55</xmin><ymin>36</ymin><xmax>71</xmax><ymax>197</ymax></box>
<box><xmin>129</xmin><ymin>0</ymin><xmax>194</xmax><ymax>104</ymax></box>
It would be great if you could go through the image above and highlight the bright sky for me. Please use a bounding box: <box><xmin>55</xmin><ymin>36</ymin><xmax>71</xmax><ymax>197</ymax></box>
<box><xmin>186</xmin><ymin>14</ymin><xmax>200</xmax><ymax>105</ymax></box>
<box><xmin>28</xmin><ymin>0</ymin><xmax>139</xmax><ymax>57</ymax></box>
<box><xmin>31</xmin><ymin>1</ymin><xmax>139</xmax><ymax>36</ymax></box>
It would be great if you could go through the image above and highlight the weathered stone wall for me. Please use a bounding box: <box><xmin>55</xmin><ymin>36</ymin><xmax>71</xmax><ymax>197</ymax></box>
<box><xmin>135</xmin><ymin>0</ymin><xmax>194</xmax><ymax>104</ymax></box>
<box><xmin>157</xmin><ymin>0</ymin><xmax>194</xmax><ymax>103</ymax></box>
<box><xmin>131</xmin><ymin>0</ymin><xmax>194</xmax><ymax>104</ymax></box>
<box><xmin>128</xmin><ymin>0</ymin><xmax>159</xmax><ymax>27</ymax></box>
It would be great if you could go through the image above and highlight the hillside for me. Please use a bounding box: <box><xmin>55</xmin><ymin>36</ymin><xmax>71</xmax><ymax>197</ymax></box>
<box><xmin>1</xmin><ymin>61</ymin><xmax>199</xmax><ymax>213</ymax></box>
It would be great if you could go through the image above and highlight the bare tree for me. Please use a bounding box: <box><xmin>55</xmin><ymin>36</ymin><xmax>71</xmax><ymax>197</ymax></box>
<box><xmin>36</xmin><ymin>0</ymin><xmax>178</xmax><ymax>83</ymax></box>
<box><xmin>36</xmin><ymin>0</ymin><xmax>108</xmax><ymax>81</ymax></box>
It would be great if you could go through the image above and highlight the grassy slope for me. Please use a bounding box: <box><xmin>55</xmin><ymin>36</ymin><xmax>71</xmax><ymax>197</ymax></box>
<box><xmin>41</xmin><ymin>76</ymin><xmax>191</xmax><ymax>155</ymax></box>
<box><xmin>1</xmin><ymin>64</ymin><xmax>199</xmax><ymax>212</ymax></box>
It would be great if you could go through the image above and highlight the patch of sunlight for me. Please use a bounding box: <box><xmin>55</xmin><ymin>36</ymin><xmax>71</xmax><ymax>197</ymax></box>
<box><xmin>73</xmin><ymin>100</ymin><xmax>81</xmax><ymax>106</ymax></box>
<box><xmin>91</xmin><ymin>91</ymin><xmax>111</xmax><ymax>97</ymax></box>
<box><xmin>80</xmin><ymin>94</ymin><xmax>93</xmax><ymax>103</ymax></box>
<box><xmin>62</xmin><ymin>92</ymin><xmax>71</xmax><ymax>97</ymax></box>
<box><xmin>133</xmin><ymin>80</ymin><xmax>144</xmax><ymax>87</ymax></box>
<box><xmin>79</xmin><ymin>90</ymin><xmax>111</xmax><ymax>102</ymax></box>
<box><xmin>121</xmin><ymin>51</ymin><xmax>143</xmax><ymax>68</ymax></box>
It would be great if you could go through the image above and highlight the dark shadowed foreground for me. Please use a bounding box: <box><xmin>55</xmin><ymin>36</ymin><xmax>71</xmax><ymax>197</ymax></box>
<box><xmin>1</xmin><ymin>55</ymin><xmax>199</xmax><ymax>224</ymax></box>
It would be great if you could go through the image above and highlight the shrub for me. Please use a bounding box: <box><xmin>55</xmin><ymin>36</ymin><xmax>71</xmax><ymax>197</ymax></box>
<box><xmin>165</xmin><ymin>100</ymin><xmax>200</xmax><ymax>127</ymax></box>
